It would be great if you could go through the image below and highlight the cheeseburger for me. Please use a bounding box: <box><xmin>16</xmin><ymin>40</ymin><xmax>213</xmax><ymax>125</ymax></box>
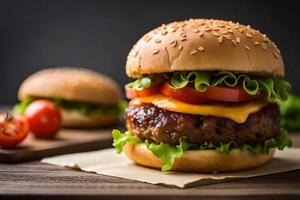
<box><xmin>113</xmin><ymin>19</ymin><xmax>292</xmax><ymax>172</ymax></box>
<box><xmin>16</xmin><ymin>67</ymin><xmax>121</xmax><ymax>128</ymax></box>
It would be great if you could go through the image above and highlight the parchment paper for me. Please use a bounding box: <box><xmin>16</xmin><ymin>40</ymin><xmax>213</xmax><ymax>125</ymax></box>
<box><xmin>42</xmin><ymin>148</ymin><xmax>300</xmax><ymax>188</ymax></box>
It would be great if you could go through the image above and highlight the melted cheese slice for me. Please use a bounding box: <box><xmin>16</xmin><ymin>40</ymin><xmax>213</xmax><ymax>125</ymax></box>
<box><xmin>132</xmin><ymin>94</ymin><xmax>267</xmax><ymax>124</ymax></box>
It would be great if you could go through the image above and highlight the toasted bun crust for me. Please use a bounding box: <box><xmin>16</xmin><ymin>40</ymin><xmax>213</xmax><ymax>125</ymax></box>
<box><xmin>124</xmin><ymin>142</ymin><xmax>275</xmax><ymax>173</ymax></box>
<box><xmin>18</xmin><ymin>67</ymin><xmax>121</xmax><ymax>106</ymax></box>
<box><xmin>60</xmin><ymin>108</ymin><xmax>118</xmax><ymax>128</ymax></box>
<box><xmin>126</xmin><ymin>19</ymin><xmax>284</xmax><ymax>78</ymax></box>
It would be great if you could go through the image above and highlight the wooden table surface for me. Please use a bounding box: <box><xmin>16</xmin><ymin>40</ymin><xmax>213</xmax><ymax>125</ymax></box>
<box><xmin>1</xmin><ymin>133</ymin><xmax>300</xmax><ymax>200</ymax></box>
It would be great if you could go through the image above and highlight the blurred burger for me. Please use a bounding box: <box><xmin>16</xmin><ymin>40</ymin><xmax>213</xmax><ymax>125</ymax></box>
<box><xmin>113</xmin><ymin>19</ymin><xmax>292</xmax><ymax>173</ymax></box>
<box><xmin>15</xmin><ymin>67</ymin><xmax>121</xmax><ymax>128</ymax></box>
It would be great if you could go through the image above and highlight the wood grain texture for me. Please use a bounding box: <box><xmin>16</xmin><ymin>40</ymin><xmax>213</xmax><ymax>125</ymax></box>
<box><xmin>0</xmin><ymin>128</ymin><xmax>113</xmax><ymax>163</ymax></box>
<box><xmin>0</xmin><ymin>106</ymin><xmax>118</xmax><ymax>162</ymax></box>
<box><xmin>0</xmin><ymin>134</ymin><xmax>299</xmax><ymax>199</ymax></box>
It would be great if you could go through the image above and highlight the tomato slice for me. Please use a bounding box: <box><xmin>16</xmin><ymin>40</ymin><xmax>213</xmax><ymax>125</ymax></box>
<box><xmin>160</xmin><ymin>83</ymin><xmax>212</xmax><ymax>104</ymax></box>
<box><xmin>161</xmin><ymin>82</ymin><xmax>260</xmax><ymax>103</ymax></box>
<box><xmin>201</xmin><ymin>86</ymin><xmax>259</xmax><ymax>102</ymax></box>
<box><xmin>0</xmin><ymin>114</ymin><xmax>29</xmax><ymax>148</ymax></box>
<box><xmin>126</xmin><ymin>82</ymin><xmax>263</xmax><ymax>103</ymax></box>
<box><xmin>125</xmin><ymin>84</ymin><xmax>161</xmax><ymax>99</ymax></box>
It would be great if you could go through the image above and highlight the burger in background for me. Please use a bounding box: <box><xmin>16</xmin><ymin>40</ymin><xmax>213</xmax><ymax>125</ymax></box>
<box><xmin>113</xmin><ymin>19</ymin><xmax>292</xmax><ymax>172</ymax></box>
<box><xmin>14</xmin><ymin>67</ymin><xmax>122</xmax><ymax>128</ymax></box>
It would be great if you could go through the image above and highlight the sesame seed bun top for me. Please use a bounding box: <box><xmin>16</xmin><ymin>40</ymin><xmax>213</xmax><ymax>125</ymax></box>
<box><xmin>126</xmin><ymin>19</ymin><xmax>284</xmax><ymax>78</ymax></box>
<box><xmin>18</xmin><ymin>67</ymin><xmax>121</xmax><ymax>106</ymax></box>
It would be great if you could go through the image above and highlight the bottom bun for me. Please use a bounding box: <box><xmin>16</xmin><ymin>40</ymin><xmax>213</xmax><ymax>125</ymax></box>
<box><xmin>124</xmin><ymin>142</ymin><xmax>275</xmax><ymax>173</ymax></box>
<box><xmin>61</xmin><ymin>108</ymin><xmax>118</xmax><ymax>128</ymax></box>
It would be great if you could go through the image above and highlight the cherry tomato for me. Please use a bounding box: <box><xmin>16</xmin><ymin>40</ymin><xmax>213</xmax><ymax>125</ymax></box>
<box><xmin>125</xmin><ymin>84</ymin><xmax>161</xmax><ymax>99</ymax></box>
<box><xmin>0</xmin><ymin>114</ymin><xmax>29</xmax><ymax>148</ymax></box>
<box><xmin>25</xmin><ymin>100</ymin><xmax>61</xmax><ymax>138</ymax></box>
<box><xmin>161</xmin><ymin>82</ymin><xmax>260</xmax><ymax>103</ymax></box>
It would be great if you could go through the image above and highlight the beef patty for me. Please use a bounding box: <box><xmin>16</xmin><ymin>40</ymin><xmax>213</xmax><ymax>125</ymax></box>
<box><xmin>125</xmin><ymin>103</ymin><xmax>280</xmax><ymax>146</ymax></box>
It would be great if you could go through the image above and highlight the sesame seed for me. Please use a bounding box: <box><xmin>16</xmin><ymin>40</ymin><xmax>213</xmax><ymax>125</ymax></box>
<box><xmin>180</xmin><ymin>37</ymin><xmax>187</xmax><ymax>41</ymax></box>
<box><xmin>246</xmin><ymin>25</ymin><xmax>251</xmax><ymax>29</ymax></box>
<box><xmin>222</xmin><ymin>30</ymin><xmax>228</xmax><ymax>34</ymax></box>
<box><xmin>246</xmin><ymin>33</ymin><xmax>253</xmax><ymax>38</ymax></box>
<box><xmin>161</xmin><ymin>30</ymin><xmax>168</xmax><ymax>36</ymax></box>
<box><xmin>198</xmin><ymin>46</ymin><xmax>205</xmax><ymax>51</ymax></box>
<box><xmin>155</xmin><ymin>39</ymin><xmax>161</xmax><ymax>43</ymax></box>
<box><xmin>190</xmin><ymin>50</ymin><xmax>197</xmax><ymax>55</ymax></box>
<box><xmin>145</xmin><ymin>36</ymin><xmax>152</xmax><ymax>42</ymax></box>
<box><xmin>170</xmin><ymin>40</ymin><xmax>177</xmax><ymax>47</ymax></box>
<box><xmin>261</xmin><ymin>43</ymin><xmax>267</xmax><ymax>50</ymax></box>
<box><xmin>171</xmin><ymin>27</ymin><xmax>177</xmax><ymax>32</ymax></box>
<box><xmin>153</xmin><ymin>49</ymin><xmax>160</xmax><ymax>55</ymax></box>
<box><xmin>245</xmin><ymin>45</ymin><xmax>250</xmax><ymax>51</ymax></box>
<box><xmin>239</xmin><ymin>29</ymin><xmax>244</xmax><ymax>33</ymax></box>
<box><xmin>134</xmin><ymin>50</ymin><xmax>139</xmax><ymax>57</ymax></box>
<box><xmin>236</xmin><ymin>37</ymin><xmax>241</xmax><ymax>43</ymax></box>
<box><xmin>212</xmin><ymin>32</ymin><xmax>220</xmax><ymax>36</ymax></box>
<box><xmin>193</xmin><ymin>29</ymin><xmax>199</xmax><ymax>33</ymax></box>
<box><xmin>272</xmin><ymin>42</ymin><xmax>278</xmax><ymax>48</ymax></box>
<box><xmin>254</xmin><ymin>42</ymin><xmax>260</xmax><ymax>46</ymax></box>
<box><xmin>199</xmin><ymin>31</ymin><xmax>204</xmax><ymax>37</ymax></box>
<box><xmin>178</xmin><ymin>45</ymin><xmax>183</xmax><ymax>50</ymax></box>
<box><xmin>224</xmin><ymin>34</ymin><xmax>232</xmax><ymax>40</ymax></box>
<box><xmin>231</xmin><ymin>39</ymin><xmax>237</xmax><ymax>46</ymax></box>
<box><xmin>228</xmin><ymin>29</ymin><xmax>233</xmax><ymax>33</ymax></box>
<box><xmin>218</xmin><ymin>36</ymin><xmax>223</xmax><ymax>43</ymax></box>
<box><xmin>180</xmin><ymin>33</ymin><xmax>186</xmax><ymax>37</ymax></box>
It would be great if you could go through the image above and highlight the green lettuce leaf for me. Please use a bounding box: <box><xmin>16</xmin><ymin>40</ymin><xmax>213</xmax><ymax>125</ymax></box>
<box><xmin>53</xmin><ymin>98</ymin><xmax>120</xmax><ymax>116</ymax></box>
<box><xmin>211</xmin><ymin>71</ymin><xmax>238</xmax><ymax>87</ymax></box>
<box><xmin>240</xmin><ymin>129</ymin><xmax>292</xmax><ymax>154</ymax></box>
<box><xmin>171</xmin><ymin>71</ymin><xmax>291</xmax><ymax>102</ymax></box>
<box><xmin>12</xmin><ymin>97</ymin><xmax>125</xmax><ymax>117</ymax></box>
<box><xmin>112</xmin><ymin>129</ymin><xmax>292</xmax><ymax>171</ymax></box>
<box><xmin>275</xmin><ymin>80</ymin><xmax>291</xmax><ymax>101</ymax></box>
<box><xmin>11</xmin><ymin>97</ymin><xmax>35</xmax><ymax>115</ymax></box>
<box><xmin>118</xmin><ymin>100</ymin><xmax>128</xmax><ymax>115</ymax></box>
<box><xmin>215</xmin><ymin>142</ymin><xmax>235</xmax><ymax>154</ymax></box>
<box><xmin>276</xmin><ymin>129</ymin><xmax>293</xmax><ymax>149</ymax></box>
<box><xmin>280</xmin><ymin>94</ymin><xmax>300</xmax><ymax>131</ymax></box>
<box><xmin>112</xmin><ymin>129</ymin><xmax>141</xmax><ymax>153</ymax></box>
<box><xmin>125</xmin><ymin>76</ymin><xmax>152</xmax><ymax>90</ymax></box>
<box><xmin>171</xmin><ymin>72</ymin><xmax>210</xmax><ymax>92</ymax></box>
<box><xmin>112</xmin><ymin>129</ymin><xmax>192</xmax><ymax>171</ymax></box>
<box><xmin>240</xmin><ymin>75</ymin><xmax>260</xmax><ymax>95</ymax></box>
<box><xmin>145</xmin><ymin>137</ymin><xmax>192</xmax><ymax>171</ymax></box>
<box><xmin>126</xmin><ymin>71</ymin><xmax>291</xmax><ymax>102</ymax></box>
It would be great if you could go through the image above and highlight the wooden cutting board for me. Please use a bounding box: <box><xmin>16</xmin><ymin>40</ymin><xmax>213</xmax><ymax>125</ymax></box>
<box><xmin>0</xmin><ymin>128</ymin><xmax>116</xmax><ymax>163</ymax></box>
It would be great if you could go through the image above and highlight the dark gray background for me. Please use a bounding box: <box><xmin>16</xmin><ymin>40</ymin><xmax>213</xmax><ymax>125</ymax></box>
<box><xmin>0</xmin><ymin>0</ymin><xmax>299</xmax><ymax>104</ymax></box>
